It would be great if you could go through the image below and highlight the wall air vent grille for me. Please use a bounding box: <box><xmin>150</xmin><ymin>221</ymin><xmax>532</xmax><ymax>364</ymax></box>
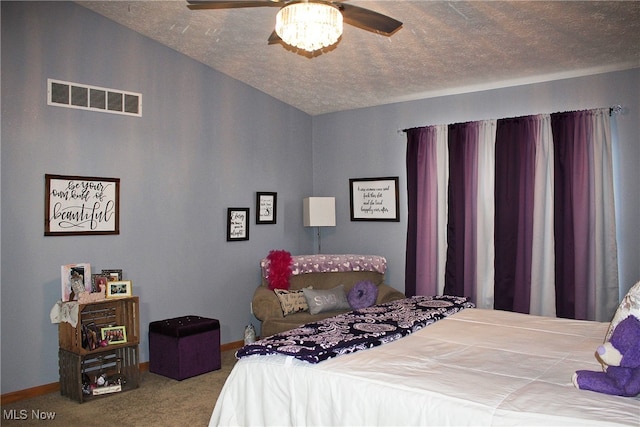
<box><xmin>47</xmin><ymin>79</ymin><xmax>142</xmax><ymax>117</ymax></box>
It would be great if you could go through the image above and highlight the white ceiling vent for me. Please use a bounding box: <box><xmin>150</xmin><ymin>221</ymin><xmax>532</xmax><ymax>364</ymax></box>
<box><xmin>47</xmin><ymin>79</ymin><xmax>142</xmax><ymax>117</ymax></box>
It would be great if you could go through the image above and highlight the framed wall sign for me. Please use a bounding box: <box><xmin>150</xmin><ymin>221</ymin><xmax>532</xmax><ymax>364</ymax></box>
<box><xmin>256</xmin><ymin>192</ymin><xmax>277</xmax><ymax>224</ymax></box>
<box><xmin>349</xmin><ymin>176</ymin><xmax>400</xmax><ymax>222</ymax></box>
<box><xmin>227</xmin><ymin>208</ymin><xmax>250</xmax><ymax>241</ymax></box>
<box><xmin>45</xmin><ymin>174</ymin><xmax>120</xmax><ymax>236</ymax></box>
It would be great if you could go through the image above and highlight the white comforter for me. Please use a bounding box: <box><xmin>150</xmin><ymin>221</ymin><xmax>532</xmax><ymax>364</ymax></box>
<box><xmin>210</xmin><ymin>308</ymin><xmax>640</xmax><ymax>426</ymax></box>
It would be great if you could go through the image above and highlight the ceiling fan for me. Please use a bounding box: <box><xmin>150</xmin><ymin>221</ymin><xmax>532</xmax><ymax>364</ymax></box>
<box><xmin>186</xmin><ymin>0</ymin><xmax>403</xmax><ymax>52</ymax></box>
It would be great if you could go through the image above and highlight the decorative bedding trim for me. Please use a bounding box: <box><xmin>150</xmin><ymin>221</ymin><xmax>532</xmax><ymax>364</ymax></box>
<box><xmin>261</xmin><ymin>254</ymin><xmax>387</xmax><ymax>281</ymax></box>
<box><xmin>237</xmin><ymin>295</ymin><xmax>475</xmax><ymax>363</ymax></box>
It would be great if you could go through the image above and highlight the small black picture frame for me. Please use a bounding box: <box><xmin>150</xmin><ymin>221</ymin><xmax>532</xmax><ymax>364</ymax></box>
<box><xmin>256</xmin><ymin>192</ymin><xmax>277</xmax><ymax>224</ymax></box>
<box><xmin>101</xmin><ymin>269</ymin><xmax>123</xmax><ymax>281</ymax></box>
<box><xmin>227</xmin><ymin>208</ymin><xmax>250</xmax><ymax>241</ymax></box>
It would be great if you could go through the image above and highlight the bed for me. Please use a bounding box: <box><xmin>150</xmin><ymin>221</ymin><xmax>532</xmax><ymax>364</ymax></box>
<box><xmin>210</xmin><ymin>298</ymin><xmax>639</xmax><ymax>426</ymax></box>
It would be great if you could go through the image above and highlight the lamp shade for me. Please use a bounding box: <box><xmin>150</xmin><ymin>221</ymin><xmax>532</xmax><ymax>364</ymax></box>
<box><xmin>303</xmin><ymin>197</ymin><xmax>336</xmax><ymax>227</ymax></box>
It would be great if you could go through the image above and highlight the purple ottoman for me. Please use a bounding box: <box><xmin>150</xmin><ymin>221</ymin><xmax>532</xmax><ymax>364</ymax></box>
<box><xmin>149</xmin><ymin>315</ymin><xmax>221</xmax><ymax>380</ymax></box>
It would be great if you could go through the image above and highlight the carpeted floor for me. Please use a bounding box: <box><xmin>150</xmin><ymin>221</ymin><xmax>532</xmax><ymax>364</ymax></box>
<box><xmin>1</xmin><ymin>350</ymin><xmax>237</xmax><ymax>427</ymax></box>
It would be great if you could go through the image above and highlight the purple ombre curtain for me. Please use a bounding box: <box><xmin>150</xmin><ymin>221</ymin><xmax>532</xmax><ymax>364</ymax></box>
<box><xmin>494</xmin><ymin>116</ymin><xmax>537</xmax><ymax>313</ymax></box>
<box><xmin>443</xmin><ymin>122</ymin><xmax>479</xmax><ymax>302</ymax></box>
<box><xmin>551</xmin><ymin>111</ymin><xmax>588</xmax><ymax>319</ymax></box>
<box><xmin>405</xmin><ymin>108</ymin><xmax>618</xmax><ymax>321</ymax></box>
<box><xmin>405</xmin><ymin>126</ymin><xmax>443</xmax><ymax>297</ymax></box>
<box><xmin>441</xmin><ymin>120</ymin><xmax>496</xmax><ymax>305</ymax></box>
<box><xmin>552</xmin><ymin>109</ymin><xmax>619</xmax><ymax>320</ymax></box>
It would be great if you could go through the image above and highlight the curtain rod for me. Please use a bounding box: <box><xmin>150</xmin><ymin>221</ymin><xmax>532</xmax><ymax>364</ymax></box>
<box><xmin>399</xmin><ymin>104</ymin><xmax>623</xmax><ymax>134</ymax></box>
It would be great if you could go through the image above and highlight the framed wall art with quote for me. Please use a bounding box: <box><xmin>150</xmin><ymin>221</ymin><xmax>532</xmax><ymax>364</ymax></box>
<box><xmin>349</xmin><ymin>176</ymin><xmax>399</xmax><ymax>222</ymax></box>
<box><xmin>45</xmin><ymin>174</ymin><xmax>120</xmax><ymax>236</ymax></box>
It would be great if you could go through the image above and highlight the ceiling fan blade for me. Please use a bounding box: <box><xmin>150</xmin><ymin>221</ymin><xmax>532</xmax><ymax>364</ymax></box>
<box><xmin>336</xmin><ymin>3</ymin><xmax>402</xmax><ymax>35</ymax></box>
<box><xmin>187</xmin><ymin>0</ymin><xmax>283</xmax><ymax>10</ymax></box>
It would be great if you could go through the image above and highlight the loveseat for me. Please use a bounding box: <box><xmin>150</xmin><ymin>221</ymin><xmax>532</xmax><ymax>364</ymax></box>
<box><xmin>252</xmin><ymin>254</ymin><xmax>406</xmax><ymax>337</ymax></box>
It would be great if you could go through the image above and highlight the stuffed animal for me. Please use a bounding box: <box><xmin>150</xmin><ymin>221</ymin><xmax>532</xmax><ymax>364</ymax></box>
<box><xmin>573</xmin><ymin>315</ymin><xmax>640</xmax><ymax>397</ymax></box>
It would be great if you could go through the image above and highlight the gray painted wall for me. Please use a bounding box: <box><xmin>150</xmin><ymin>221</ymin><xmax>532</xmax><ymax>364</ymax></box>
<box><xmin>2</xmin><ymin>1</ymin><xmax>639</xmax><ymax>395</ymax></box>
<box><xmin>314</xmin><ymin>69</ymin><xmax>640</xmax><ymax>298</ymax></box>
<box><xmin>1</xmin><ymin>2</ymin><xmax>314</xmax><ymax>394</ymax></box>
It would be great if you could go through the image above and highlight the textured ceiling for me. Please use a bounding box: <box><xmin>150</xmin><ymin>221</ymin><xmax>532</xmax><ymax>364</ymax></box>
<box><xmin>77</xmin><ymin>1</ymin><xmax>640</xmax><ymax>116</ymax></box>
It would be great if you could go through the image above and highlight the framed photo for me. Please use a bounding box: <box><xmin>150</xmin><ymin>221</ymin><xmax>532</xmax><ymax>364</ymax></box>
<box><xmin>91</xmin><ymin>274</ymin><xmax>109</xmax><ymax>293</ymax></box>
<box><xmin>256</xmin><ymin>192</ymin><xmax>277</xmax><ymax>224</ymax></box>
<box><xmin>106</xmin><ymin>280</ymin><xmax>132</xmax><ymax>298</ymax></box>
<box><xmin>101</xmin><ymin>326</ymin><xmax>127</xmax><ymax>344</ymax></box>
<box><xmin>349</xmin><ymin>176</ymin><xmax>400</xmax><ymax>222</ymax></box>
<box><xmin>61</xmin><ymin>263</ymin><xmax>92</xmax><ymax>302</ymax></box>
<box><xmin>227</xmin><ymin>208</ymin><xmax>249</xmax><ymax>241</ymax></box>
<box><xmin>45</xmin><ymin>174</ymin><xmax>120</xmax><ymax>236</ymax></box>
<box><xmin>101</xmin><ymin>269</ymin><xmax>123</xmax><ymax>281</ymax></box>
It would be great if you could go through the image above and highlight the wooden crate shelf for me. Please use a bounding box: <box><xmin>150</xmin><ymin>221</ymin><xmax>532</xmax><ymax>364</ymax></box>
<box><xmin>59</xmin><ymin>346</ymin><xmax>139</xmax><ymax>403</ymax></box>
<box><xmin>58</xmin><ymin>296</ymin><xmax>139</xmax><ymax>355</ymax></box>
<box><xmin>58</xmin><ymin>296</ymin><xmax>140</xmax><ymax>403</ymax></box>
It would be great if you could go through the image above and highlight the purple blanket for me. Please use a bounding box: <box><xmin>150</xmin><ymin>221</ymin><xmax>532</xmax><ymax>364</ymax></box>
<box><xmin>237</xmin><ymin>295</ymin><xmax>475</xmax><ymax>363</ymax></box>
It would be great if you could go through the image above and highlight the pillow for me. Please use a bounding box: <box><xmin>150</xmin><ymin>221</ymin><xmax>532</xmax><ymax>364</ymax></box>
<box><xmin>274</xmin><ymin>288</ymin><xmax>310</xmax><ymax>316</ymax></box>
<box><xmin>303</xmin><ymin>285</ymin><xmax>351</xmax><ymax>315</ymax></box>
<box><xmin>347</xmin><ymin>280</ymin><xmax>379</xmax><ymax>309</ymax></box>
<box><xmin>605</xmin><ymin>280</ymin><xmax>640</xmax><ymax>341</ymax></box>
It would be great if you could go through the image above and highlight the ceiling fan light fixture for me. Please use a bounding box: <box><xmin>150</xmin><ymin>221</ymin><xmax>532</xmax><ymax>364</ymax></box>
<box><xmin>275</xmin><ymin>2</ymin><xmax>343</xmax><ymax>52</ymax></box>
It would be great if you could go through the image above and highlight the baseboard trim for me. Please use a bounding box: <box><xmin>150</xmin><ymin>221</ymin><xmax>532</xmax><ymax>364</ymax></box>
<box><xmin>1</xmin><ymin>383</ymin><xmax>60</xmax><ymax>405</ymax></box>
<box><xmin>1</xmin><ymin>339</ymin><xmax>244</xmax><ymax>405</ymax></box>
<box><xmin>220</xmin><ymin>339</ymin><xmax>244</xmax><ymax>353</ymax></box>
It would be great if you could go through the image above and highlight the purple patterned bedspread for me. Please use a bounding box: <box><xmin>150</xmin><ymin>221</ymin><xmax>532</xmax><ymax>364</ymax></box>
<box><xmin>260</xmin><ymin>254</ymin><xmax>387</xmax><ymax>282</ymax></box>
<box><xmin>237</xmin><ymin>295</ymin><xmax>475</xmax><ymax>363</ymax></box>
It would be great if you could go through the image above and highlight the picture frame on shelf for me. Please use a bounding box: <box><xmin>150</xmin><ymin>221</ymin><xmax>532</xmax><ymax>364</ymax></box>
<box><xmin>61</xmin><ymin>263</ymin><xmax>92</xmax><ymax>302</ymax></box>
<box><xmin>227</xmin><ymin>207</ymin><xmax>249</xmax><ymax>241</ymax></box>
<box><xmin>256</xmin><ymin>192</ymin><xmax>277</xmax><ymax>224</ymax></box>
<box><xmin>349</xmin><ymin>176</ymin><xmax>400</xmax><ymax>222</ymax></box>
<box><xmin>44</xmin><ymin>174</ymin><xmax>120</xmax><ymax>236</ymax></box>
<box><xmin>101</xmin><ymin>269</ymin><xmax>123</xmax><ymax>281</ymax></box>
<box><xmin>106</xmin><ymin>280</ymin><xmax>132</xmax><ymax>298</ymax></box>
<box><xmin>101</xmin><ymin>326</ymin><xmax>127</xmax><ymax>344</ymax></box>
<box><xmin>91</xmin><ymin>274</ymin><xmax>109</xmax><ymax>293</ymax></box>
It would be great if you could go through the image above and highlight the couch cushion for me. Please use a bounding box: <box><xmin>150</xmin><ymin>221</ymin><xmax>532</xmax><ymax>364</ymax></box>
<box><xmin>303</xmin><ymin>285</ymin><xmax>351</xmax><ymax>315</ymax></box>
<box><xmin>286</xmin><ymin>270</ymin><xmax>384</xmax><ymax>291</ymax></box>
<box><xmin>274</xmin><ymin>288</ymin><xmax>310</xmax><ymax>317</ymax></box>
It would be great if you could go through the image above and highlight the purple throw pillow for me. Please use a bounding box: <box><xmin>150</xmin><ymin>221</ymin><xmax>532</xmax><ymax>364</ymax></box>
<box><xmin>347</xmin><ymin>280</ymin><xmax>379</xmax><ymax>309</ymax></box>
